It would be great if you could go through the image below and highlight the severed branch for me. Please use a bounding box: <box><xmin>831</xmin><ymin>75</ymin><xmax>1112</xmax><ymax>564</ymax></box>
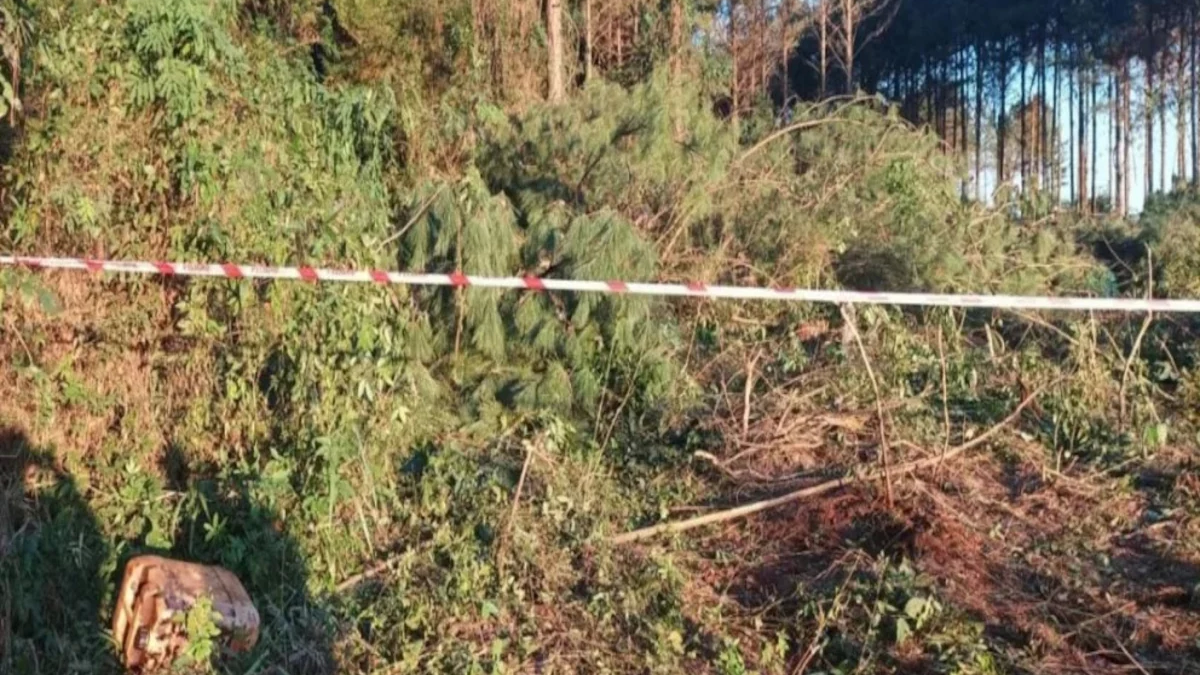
<box><xmin>1119</xmin><ymin>247</ymin><xmax>1154</xmax><ymax>430</ymax></box>
<box><xmin>841</xmin><ymin>305</ymin><xmax>893</xmax><ymax>508</ymax></box>
<box><xmin>611</xmin><ymin>384</ymin><xmax>1047</xmax><ymax>545</ymax></box>
<box><xmin>732</xmin><ymin>97</ymin><xmax>874</xmax><ymax>167</ymax></box>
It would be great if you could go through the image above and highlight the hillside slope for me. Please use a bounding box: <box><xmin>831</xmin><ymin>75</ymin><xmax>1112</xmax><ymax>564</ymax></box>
<box><xmin>2</xmin><ymin>2</ymin><xmax>1200</xmax><ymax>674</ymax></box>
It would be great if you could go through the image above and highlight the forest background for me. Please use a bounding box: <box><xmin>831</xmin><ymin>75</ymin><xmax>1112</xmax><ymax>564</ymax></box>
<box><xmin>3</xmin><ymin>0</ymin><xmax>1200</xmax><ymax>673</ymax></box>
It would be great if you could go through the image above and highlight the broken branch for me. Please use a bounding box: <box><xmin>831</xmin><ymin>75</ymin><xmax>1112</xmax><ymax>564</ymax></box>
<box><xmin>611</xmin><ymin>384</ymin><xmax>1047</xmax><ymax>545</ymax></box>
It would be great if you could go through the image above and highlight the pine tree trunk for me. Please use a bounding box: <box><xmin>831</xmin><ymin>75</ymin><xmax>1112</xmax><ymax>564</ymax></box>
<box><xmin>818</xmin><ymin>0</ymin><xmax>828</xmax><ymax>99</ymax></box>
<box><xmin>1079</xmin><ymin>70</ymin><xmax>1089</xmax><ymax>212</ymax></box>
<box><xmin>1123</xmin><ymin>63</ymin><xmax>1131</xmax><ymax>211</ymax></box>
<box><xmin>1020</xmin><ymin>40</ymin><xmax>1028</xmax><ymax>191</ymax></box>
<box><xmin>758</xmin><ymin>0</ymin><xmax>768</xmax><ymax>94</ymax></box>
<box><xmin>490</xmin><ymin>0</ymin><xmax>506</xmax><ymax>91</ymax></box>
<box><xmin>1147</xmin><ymin>48</ymin><xmax>1155</xmax><ymax>196</ymax></box>
<box><xmin>929</xmin><ymin>59</ymin><xmax>940</xmax><ymax>143</ymax></box>
<box><xmin>670</xmin><ymin>0</ymin><xmax>685</xmax><ymax>139</ymax></box>
<box><xmin>998</xmin><ymin>47</ymin><xmax>1009</xmax><ymax>186</ymax></box>
<box><xmin>1038</xmin><ymin>37</ymin><xmax>1047</xmax><ymax>191</ymax></box>
<box><xmin>1114</xmin><ymin>72</ymin><xmax>1124</xmax><ymax>215</ymax></box>
<box><xmin>842</xmin><ymin>0</ymin><xmax>855</xmax><ymax>94</ymax></box>
<box><xmin>671</xmin><ymin>0</ymin><xmax>682</xmax><ymax>81</ymax></box>
<box><xmin>1178</xmin><ymin>27</ymin><xmax>1187</xmax><ymax>183</ymax></box>
<box><xmin>1052</xmin><ymin>42</ymin><xmax>1061</xmax><ymax>198</ymax></box>
<box><xmin>961</xmin><ymin>48</ymin><xmax>969</xmax><ymax>164</ymax></box>
<box><xmin>731</xmin><ymin>0</ymin><xmax>739</xmax><ymax>119</ymax></box>
<box><xmin>547</xmin><ymin>0</ymin><xmax>565</xmax><ymax>103</ymax></box>
<box><xmin>1160</xmin><ymin>48</ymin><xmax>1167</xmax><ymax>191</ymax></box>
<box><xmin>1193</xmin><ymin>10</ymin><xmax>1199</xmax><ymax>186</ymax></box>
<box><xmin>1091</xmin><ymin>75</ymin><xmax>1098</xmax><ymax>211</ymax></box>
<box><xmin>584</xmin><ymin>0</ymin><xmax>593</xmax><ymax>83</ymax></box>
<box><xmin>1069</xmin><ymin>61</ymin><xmax>1076</xmax><ymax>203</ymax></box>
<box><xmin>1111</xmin><ymin>74</ymin><xmax>1117</xmax><ymax>207</ymax></box>
<box><xmin>781</xmin><ymin>0</ymin><xmax>792</xmax><ymax>103</ymax></box>
<box><xmin>975</xmin><ymin>40</ymin><xmax>984</xmax><ymax>200</ymax></box>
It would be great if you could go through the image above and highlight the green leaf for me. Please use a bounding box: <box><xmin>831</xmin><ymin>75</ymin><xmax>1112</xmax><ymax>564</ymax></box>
<box><xmin>895</xmin><ymin>616</ymin><xmax>912</xmax><ymax>645</ymax></box>
<box><xmin>146</xmin><ymin>521</ymin><xmax>173</xmax><ymax>549</ymax></box>
<box><xmin>903</xmin><ymin>596</ymin><xmax>926</xmax><ymax>620</ymax></box>
<box><xmin>36</xmin><ymin>287</ymin><xmax>63</xmax><ymax>316</ymax></box>
<box><xmin>1143</xmin><ymin>422</ymin><xmax>1170</xmax><ymax>448</ymax></box>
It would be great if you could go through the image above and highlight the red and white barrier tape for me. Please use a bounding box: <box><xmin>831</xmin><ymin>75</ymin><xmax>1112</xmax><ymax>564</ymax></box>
<box><xmin>2</xmin><ymin>255</ymin><xmax>1196</xmax><ymax>313</ymax></box>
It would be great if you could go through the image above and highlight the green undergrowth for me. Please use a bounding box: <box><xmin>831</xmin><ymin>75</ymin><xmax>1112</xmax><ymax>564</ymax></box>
<box><xmin>3</xmin><ymin>1</ymin><xmax>1200</xmax><ymax>674</ymax></box>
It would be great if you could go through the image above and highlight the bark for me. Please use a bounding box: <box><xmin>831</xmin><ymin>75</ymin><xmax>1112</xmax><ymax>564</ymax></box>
<box><xmin>818</xmin><ymin>0</ymin><xmax>828</xmax><ymax>98</ymax></box>
<box><xmin>781</xmin><ymin>0</ymin><xmax>792</xmax><ymax>102</ymax></box>
<box><xmin>1147</xmin><ymin>48</ymin><xmax>1155</xmax><ymax>196</ymax></box>
<box><xmin>758</xmin><ymin>0</ymin><xmax>768</xmax><ymax>93</ymax></box>
<box><xmin>1052</xmin><ymin>41</ymin><xmax>1061</xmax><ymax>198</ymax></box>
<box><xmin>975</xmin><ymin>40</ymin><xmax>984</xmax><ymax>200</ymax></box>
<box><xmin>842</xmin><ymin>0</ymin><xmax>855</xmax><ymax>93</ymax></box>
<box><xmin>584</xmin><ymin>0</ymin><xmax>593</xmax><ymax>83</ymax></box>
<box><xmin>1020</xmin><ymin>38</ymin><xmax>1028</xmax><ymax>191</ymax></box>
<box><xmin>998</xmin><ymin>46</ymin><xmax>1009</xmax><ymax>185</ymax></box>
<box><xmin>1110</xmin><ymin>75</ymin><xmax>1117</xmax><ymax>209</ymax></box>
<box><xmin>731</xmin><ymin>0</ymin><xmax>739</xmax><ymax>119</ymax></box>
<box><xmin>1160</xmin><ymin>47</ymin><xmax>1167</xmax><ymax>191</ymax></box>
<box><xmin>1114</xmin><ymin>71</ymin><xmax>1125</xmax><ymax>215</ymax></box>
<box><xmin>1123</xmin><ymin>62</ymin><xmax>1131</xmax><ymax>212</ymax></box>
<box><xmin>929</xmin><ymin>59</ymin><xmax>939</xmax><ymax>143</ymax></box>
<box><xmin>1069</xmin><ymin>60</ymin><xmax>1076</xmax><ymax>203</ymax></box>
<box><xmin>1079</xmin><ymin>69</ymin><xmax>1089</xmax><ymax>211</ymax></box>
<box><xmin>1091</xmin><ymin>74</ymin><xmax>1097</xmax><ymax>212</ymax></box>
<box><xmin>1193</xmin><ymin>9</ymin><xmax>1199</xmax><ymax>186</ymax></box>
<box><xmin>1178</xmin><ymin>26</ymin><xmax>1187</xmax><ymax>183</ymax></box>
<box><xmin>1038</xmin><ymin>36</ymin><xmax>1047</xmax><ymax>191</ymax></box>
<box><xmin>960</xmin><ymin>47</ymin><xmax>969</xmax><ymax>164</ymax></box>
<box><xmin>547</xmin><ymin>0</ymin><xmax>564</xmax><ymax>103</ymax></box>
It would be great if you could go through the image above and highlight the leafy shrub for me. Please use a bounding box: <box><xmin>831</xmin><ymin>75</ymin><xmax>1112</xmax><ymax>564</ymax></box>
<box><xmin>1140</xmin><ymin>188</ymin><xmax>1200</xmax><ymax>298</ymax></box>
<box><xmin>125</xmin><ymin>0</ymin><xmax>243</xmax><ymax>129</ymax></box>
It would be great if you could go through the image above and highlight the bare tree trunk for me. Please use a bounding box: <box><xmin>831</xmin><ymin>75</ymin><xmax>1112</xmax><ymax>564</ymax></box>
<box><xmin>961</xmin><ymin>47</ymin><xmax>969</xmax><ymax>165</ymax></box>
<box><xmin>998</xmin><ymin>46</ymin><xmax>1009</xmax><ymax>186</ymax></box>
<box><xmin>1020</xmin><ymin>38</ymin><xmax>1028</xmax><ymax>191</ymax></box>
<box><xmin>731</xmin><ymin>0</ymin><xmax>739</xmax><ymax>120</ymax></box>
<box><xmin>818</xmin><ymin>0</ymin><xmax>828</xmax><ymax>98</ymax></box>
<box><xmin>671</xmin><ymin>0</ymin><xmax>683</xmax><ymax>81</ymax></box>
<box><xmin>1111</xmin><ymin>74</ymin><xmax>1117</xmax><ymax>206</ymax></box>
<box><xmin>1069</xmin><ymin>59</ymin><xmax>1076</xmax><ymax>203</ymax></box>
<box><xmin>1193</xmin><ymin>8</ymin><xmax>1199</xmax><ymax>186</ymax></box>
<box><xmin>584</xmin><ymin>0</ymin><xmax>593</xmax><ymax>83</ymax></box>
<box><xmin>1178</xmin><ymin>26</ymin><xmax>1187</xmax><ymax>183</ymax></box>
<box><xmin>547</xmin><ymin>0</ymin><xmax>565</xmax><ymax>103</ymax></box>
<box><xmin>1091</xmin><ymin>73</ymin><xmax>1098</xmax><ymax>211</ymax></box>
<box><xmin>975</xmin><ymin>40</ymin><xmax>984</xmax><ymax>200</ymax></box>
<box><xmin>930</xmin><ymin>59</ymin><xmax>940</xmax><ymax>143</ymax></box>
<box><xmin>842</xmin><ymin>0</ymin><xmax>855</xmax><ymax>93</ymax></box>
<box><xmin>1123</xmin><ymin>62</ymin><xmax>1132</xmax><ymax>211</ymax></box>
<box><xmin>758</xmin><ymin>0</ymin><xmax>768</xmax><ymax>94</ymax></box>
<box><xmin>1038</xmin><ymin>36</ymin><xmax>1047</xmax><ymax>191</ymax></box>
<box><xmin>781</xmin><ymin>0</ymin><xmax>793</xmax><ymax>103</ymax></box>
<box><xmin>1079</xmin><ymin>69</ymin><xmax>1089</xmax><ymax>212</ymax></box>
<box><xmin>1052</xmin><ymin>41</ymin><xmax>1061</xmax><ymax>198</ymax></box>
<box><xmin>1147</xmin><ymin>48</ymin><xmax>1155</xmax><ymax>196</ymax></box>
<box><xmin>1108</xmin><ymin>70</ymin><xmax>1118</xmax><ymax>212</ymax></box>
<box><xmin>1160</xmin><ymin>48</ymin><xmax>1168</xmax><ymax>190</ymax></box>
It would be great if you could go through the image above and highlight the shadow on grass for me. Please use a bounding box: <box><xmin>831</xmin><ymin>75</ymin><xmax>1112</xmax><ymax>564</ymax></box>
<box><xmin>150</xmin><ymin>443</ymin><xmax>336</xmax><ymax>674</ymax></box>
<box><xmin>0</xmin><ymin>426</ymin><xmax>336</xmax><ymax>674</ymax></box>
<box><xmin>0</xmin><ymin>426</ymin><xmax>116</xmax><ymax>674</ymax></box>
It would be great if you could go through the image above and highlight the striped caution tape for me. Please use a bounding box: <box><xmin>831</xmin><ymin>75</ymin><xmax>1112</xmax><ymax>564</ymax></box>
<box><xmin>2</xmin><ymin>255</ymin><xmax>1193</xmax><ymax>313</ymax></box>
